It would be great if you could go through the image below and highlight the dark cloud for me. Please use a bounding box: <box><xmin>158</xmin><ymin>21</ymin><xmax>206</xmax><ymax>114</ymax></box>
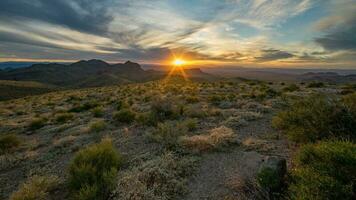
<box><xmin>255</xmin><ymin>49</ymin><xmax>294</xmax><ymax>62</ymax></box>
<box><xmin>0</xmin><ymin>0</ymin><xmax>113</xmax><ymax>35</ymax></box>
<box><xmin>315</xmin><ymin>26</ymin><xmax>356</xmax><ymax>51</ymax></box>
<box><xmin>314</xmin><ymin>5</ymin><xmax>356</xmax><ymax>51</ymax></box>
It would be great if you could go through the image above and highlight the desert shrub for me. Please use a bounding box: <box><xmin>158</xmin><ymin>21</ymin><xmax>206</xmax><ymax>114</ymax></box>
<box><xmin>180</xmin><ymin>126</ymin><xmax>235</xmax><ymax>152</ymax></box>
<box><xmin>69</xmin><ymin>138</ymin><xmax>123</xmax><ymax>200</ymax></box>
<box><xmin>184</xmin><ymin>105</ymin><xmax>207</xmax><ymax>118</ymax></box>
<box><xmin>272</xmin><ymin>94</ymin><xmax>355</xmax><ymax>143</ymax></box>
<box><xmin>282</xmin><ymin>84</ymin><xmax>299</xmax><ymax>92</ymax></box>
<box><xmin>257</xmin><ymin>168</ymin><xmax>281</xmax><ymax>192</ymax></box>
<box><xmin>288</xmin><ymin>140</ymin><xmax>356</xmax><ymax>200</ymax></box>
<box><xmin>185</xmin><ymin>95</ymin><xmax>200</xmax><ymax>103</ymax></box>
<box><xmin>10</xmin><ymin>175</ymin><xmax>60</xmax><ymax>200</ymax></box>
<box><xmin>0</xmin><ymin>134</ymin><xmax>21</xmax><ymax>154</ymax></box>
<box><xmin>136</xmin><ymin>112</ymin><xmax>157</xmax><ymax>126</ymax></box>
<box><xmin>148</xmin><ymin>121</ymin><xmax>188</xmax><ymax>148</ymax></box>
<box><xmin>91</xmin><ymin>107</ymin><xmax>104</xmax><ymax>117</ymax></box>
<box><xmin>69</xmin><ymin>101</ymin><xmax>98</xmax><ymax>113</ymax></box>
<box><xmin>209</xmin><ymin>95</ymin><xmax>225</xmax><ymax>105</ymax></box>
<box><xmin>182</xmin><ymin>118</ymin><xmax>198</xmax><ymax>131</ymax></box>
<box><xmin>116</xmin><ymin>152</ymin><xmax>196</xmax><ymax>200</ymax></box>
<box><xmin>150</xmin><ymin>97</ymin><xmax>179</xmax><ymax>121</ymax></box>
<box><xmin>89</xmin><ymin>120</ymin><xmax>107</xmax><ymax>132</ymax></box>
<box><xmin>257</xmin><ymin>157</ymin><xmax>287</xmax><ymax>195</ymax></box>
<box><xmin>115</xmin><ymin>100</ymin><xmax>128</xmax><ymax>111</ymax></box>
<box><xmin>223</xmin><ymin>116</ymin><xmax>248</xmax><ymax>129</ymax></box>
<box><xmin>28</xmin><ymin>118</ymin><xmax>47</xmax><ymax>130</ymax></box>
<box><xmin>113</xmin><ymin>109</ymin><xmax>136</xmax><ymax>123</ymax></box>
<box><xmin>307</xmin><ymin>81</ymin><xmax>325</xmax><ymax>88</ymax></box>
<box><xmin>264</xmin><ymin>88</ymin><xmax>280</xmax><ymax>98</ymax></box>
<box><xmin>55</xmin><ymin>113</ymin><xmax>74</xmax><ymax>123</ymax></box>
<box><xmin>342</xmin><ymin>92</ymin><xmax>356</xmax><ymax>115</ymax></box>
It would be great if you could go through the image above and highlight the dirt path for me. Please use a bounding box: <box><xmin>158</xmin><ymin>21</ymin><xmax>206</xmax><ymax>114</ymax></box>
<box><xmin>184</xmin><ymin>114</ymin><xmax>290</xmax><ymax>200</ymax></box>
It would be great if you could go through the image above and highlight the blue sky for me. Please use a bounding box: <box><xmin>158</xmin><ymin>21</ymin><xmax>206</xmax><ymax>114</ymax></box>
<box><xmin>0</xmin><ymin>0</ymin><xmax>355</xmax><ymax>68</ymax></box>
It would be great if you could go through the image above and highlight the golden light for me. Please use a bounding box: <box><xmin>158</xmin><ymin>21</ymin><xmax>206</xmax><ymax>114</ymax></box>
<box><xmin>173</xmin><ymin>59</ymin><xmax>186</xmax><ymax>66</ymax></box>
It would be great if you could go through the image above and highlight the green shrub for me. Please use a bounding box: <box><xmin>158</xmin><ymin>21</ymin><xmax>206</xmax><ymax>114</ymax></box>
<box><xmin>91</xmin><ymin>107</ymin><xmax>104</xmax><ymax>117</ymax></box>
<box><xmin>69</xmin><ymin>101</ymin><xmax>98</xmax><ymax>113</ymax></box>
<box><xmin>89</xmin><ymin>120</ymin><xmax>107</xmax><ymax>132</ymax></box>
<box><xmin>283</xmin><ymin>84</ymin><xmax>299</xmax><ymax>92</ymax></box>
<box><xmin>209</xmin><ymin>95</ymin><xmax>225</xmax><ymax>105</ymax></box>
<box><xmin>113</xmin><ymin>109</ymin><xmax>136</xmax><ymax>123</ymax></box>
<box><xmin>148</xmin><ymin>121</ymin><xmax>188</xmax><ymax>148</ymax></box>
<box><xmin>150</xmin><ymin>98</ymin><xmax>178</xmax><ymax>121</ymax></box>
<box><xmin>136</xmin><ymin>112</ymin><xmax>157</xmax><ymax>126</ymax></box>
<box><xmin>185</xmin><ymin>96</ymin><xmax>200</xmax><ymax>103</ymax></box>
<box><xmin>307</xmin><ymin>82</ymin><xmax>325</xmax><ymax>88</ymax></box>
<box><xmin>28</xmin><ymin>118</ymin><xmax>47</xmax><ymax>130</ymax></box>
<box><xmin>289</xmin><ymin>140</ymin><xmax>356</xmax><ymax>200</ymax></box>
<box><xmin>257</xmin><ymin>167</ymin><xmax>281</xmax><ymax>192</ymax></box>
<box><xmin>183</xmin><ymin>118</ymin><xmax>198</xmax><ymax>131</ymax></box>
<box><xmin>0</xmin><ymin>134</ymin><xmax>21</xmax><ymax>154</ymax></box>
<box><xmin>69</xmin><ymin>138</ymin><xmax>123</xmax><ymax>200</ymax></box>
<box><xmin>55</xmin><ymin>113</ymin><xmax>74</xmax><ymax>123</ymax></box>
<box><xmin>115</xmin><ymin>100</ymin><xmax>128</xmax><ymax>111</ymax></box>
<box><xmin>10</xmin><ymin>175</ymin><xmax>60</xmax><ymax>200</ymax></box>
<box><xmin>272</xmin><ymin>94</ymin><xmax>355</xmax><ymax>143</ymax></box>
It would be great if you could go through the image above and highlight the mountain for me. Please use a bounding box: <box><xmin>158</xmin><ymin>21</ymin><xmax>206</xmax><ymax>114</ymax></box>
<box><xmin>0</xmin><ymin>60</ymin><xmax>162</xmax><ymax>87</ymax></box>
<box><xmin>298</xmin><ymin>72</ymin><xmax>356</xmax><ymax>83</ymax></box>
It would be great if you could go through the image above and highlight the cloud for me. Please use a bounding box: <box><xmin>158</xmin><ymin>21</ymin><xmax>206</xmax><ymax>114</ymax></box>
<box><xmin>255</xmin><ymin>49</ymin><xmax>294</xmax><ymax>62</ymax></box>
<box><xmin>314</xmin><ymin>2</ymin><xmax>356</xmax><ymax>51</ymax></box>
<box><xmin>0</xmin><ymin>0</ymin><xmax>113</xmax><ymax>35</ymax></box>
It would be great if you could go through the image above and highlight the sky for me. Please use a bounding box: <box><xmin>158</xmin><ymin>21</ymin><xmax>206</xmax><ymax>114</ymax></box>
<box><xmin>0</xmin><ymin>0</ymin><xmax>356</xmax><ymax>68</ymax></box>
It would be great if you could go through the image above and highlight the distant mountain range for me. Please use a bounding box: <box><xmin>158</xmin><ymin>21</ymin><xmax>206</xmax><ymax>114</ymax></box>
<box><xmin>0</xmin><ymin>60</ymin><xmax>216</xmax><ymax>88</ymax></box>
<box><xmin>204</xmin><ymin>68</ymin><xmax>356</xmax><ymax>83</ymax></box>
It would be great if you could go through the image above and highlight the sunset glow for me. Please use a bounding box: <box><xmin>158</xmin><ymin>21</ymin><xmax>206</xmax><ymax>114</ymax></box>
<box><xmin>173</xmin><ymin>59</ymin><xmax>186</xmax><ymax>66</ymax></box>
<box><xmin>0</xmin><ymin>0</ymin><xmax>355</xmax><ymax>68</ymax></box>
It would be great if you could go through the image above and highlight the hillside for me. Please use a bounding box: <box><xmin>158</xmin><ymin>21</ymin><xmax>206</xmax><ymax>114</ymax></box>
<box><xmin>0</xmin><ymin>80</ymin><xmax>56</xmax><ymax>101</ymax></box>
<box><xmin>1</xmin><ymin>77</ymin><xmax>355</xmax><ymax>200</ymax></box>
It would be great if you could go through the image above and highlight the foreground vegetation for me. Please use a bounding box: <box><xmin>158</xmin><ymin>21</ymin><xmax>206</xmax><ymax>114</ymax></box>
<box><xmin>0</xmin><ymin>76</ymin><xmax>355</xmax><ymax>199</ymax></box>
<box><xmin>272</xmin><ymin>92</ymin><xmax>356</xmax><ymax>199</ymax></box>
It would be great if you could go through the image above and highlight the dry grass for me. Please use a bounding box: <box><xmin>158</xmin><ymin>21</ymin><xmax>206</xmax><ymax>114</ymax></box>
<box><xmin>180</xmin><ymin>126</ymin><xmax>235</xmax><ymax>151</ymax></box>
<box><xmin>10</xmin><ymin>175</ymin><xmax>60</xmax><ymax>200</ymax></box>
<box><xmin>225</xmin><ymin>174</ymin><xmax>269</xmax><ymax>200</ymax></box>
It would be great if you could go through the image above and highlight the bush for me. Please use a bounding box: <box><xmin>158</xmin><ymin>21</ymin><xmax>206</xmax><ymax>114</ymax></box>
<box><xmin>136</xmin><ymin>112</ymin><xmax>157</xmax><ymax>126</ymax></box>
<box><xmin>289</xmin><ymin>140</ymin><xmax>356</xmax><ymax>200</ymax></box>
<box><xmin>149</xmin><ymin>121</ymin><xmax>188</xmax><ymax>148</ymax></box>
<box><xmin>180</xmin><ymin>126</ymin><xmax>235</xmax><ymax>152</ymax></box>
<box><xmin>10</xmin><ymin>175</ymin><xmax>59</xmax><ymax>200</ymax></box>
<box><xmin>272</xmin><ymin>94</ymin><xmax>355</xmax><ymax>143</ymax></box>
<box><xmin>89</xmin><ymin>120</ymin><xmax>107</xmax><ymax>132</ymax></box>
<box><xmin>69</xmin><ymin>138</ymin><xmax>123</xmax><ymax>200</ymax></box>
<box><xmin>116</xmin><ymin>152</ymin><xmax>196</xmax><ymax>200</ymax></box>
<box><xmin>209</xmin><ymin>95</ymin><xmax>225</xmax><ymax>105</ymax></box>
<box><xmin>282</xmin><ymin>84</ymin><xmax>299</xmax><ymax>92</ymax></box>
<box><xmin>182</xmin><ymin>118</ymin><xmax>198</xmax><ymax>131</ymax></box>
<box><xmin>150</xmin><ymin>97</ymin><xmax>178</xmax><ymax>121</ymax></box>
<box><xmin>91</xmin><ymin>107</ymin><xmax>104</xmax><ymax>117</ymax></box>
<box><xmin>69</xmin><ymin>101</ymin><xmax>98</xmax><ymax>113</ymax></box>
<box><xmin>307</xmin><ymin>82</ymin><xmax>325</xmax><ymax>88</ymax></box>
<box><xmin>113</xmin><ymin>109</ymin><xmax>136</xmax><ymax>123</ymax></box>
<box><xmin>0</xmin><ymin>134</ymin><xmax>21</xmax><ymax>155</ymax></box>
<box><xmin>28</xmin><ymin>118</ymin><xmax>47</xmax><ymax>130</ymax></box>
<box><xmin>55</xmin><ymin>113</ymin><xmax>74</xmax><ymax>123</ymax></box>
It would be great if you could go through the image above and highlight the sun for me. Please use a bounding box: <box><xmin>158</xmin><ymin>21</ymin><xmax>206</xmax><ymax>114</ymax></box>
<box><xmin>173</xmin><ymin>59</ymin><xmax>186</xmax><ymax>66</ymax></box>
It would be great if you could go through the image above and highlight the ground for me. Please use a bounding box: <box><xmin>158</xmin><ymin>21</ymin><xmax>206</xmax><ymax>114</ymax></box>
<box><xmin>0</xmin><ymin>78</ymin><xmax>334</xmax><ymax>199</ymax></box>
